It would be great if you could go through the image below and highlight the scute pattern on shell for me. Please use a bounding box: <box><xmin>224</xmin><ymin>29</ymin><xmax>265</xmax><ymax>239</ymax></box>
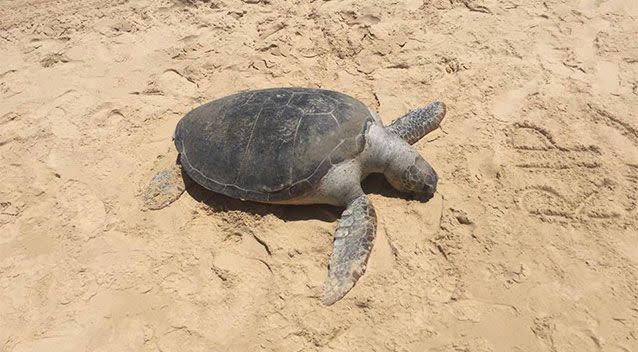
<box><xmin>174</xmin><ymin>88</ymin><xmax>375</xmax><ymax>202</ymax></box>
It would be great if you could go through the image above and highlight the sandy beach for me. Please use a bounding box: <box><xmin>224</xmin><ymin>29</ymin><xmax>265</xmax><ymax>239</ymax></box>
<box><xmin>1</xmin><ymin>0</ymin><xmax>637</xmax><ymax>350</ymax></box>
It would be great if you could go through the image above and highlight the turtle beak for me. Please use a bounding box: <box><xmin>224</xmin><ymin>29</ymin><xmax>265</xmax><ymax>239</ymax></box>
<box><xmin>423</xmin><ymin>168</ymin><xmax>438</xmax><ymax>198</ymax></box>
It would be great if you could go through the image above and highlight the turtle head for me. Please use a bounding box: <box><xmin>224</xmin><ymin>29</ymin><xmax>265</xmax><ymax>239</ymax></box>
<box><xmin>363</xmin><ymin>123</ymin><xmax>438</xmax><ymax>198</ymax></box>
<box><xmin>385</xmin><ymin>153</ymin><xmax>438</xmax><ymax>197</ymax></box>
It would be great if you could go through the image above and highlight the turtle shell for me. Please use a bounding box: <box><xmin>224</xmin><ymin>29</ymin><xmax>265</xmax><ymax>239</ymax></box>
<box><xmin>174</xmin><ymin>88</ymin><xmax>375</xmax><ymax>202</ymax></box>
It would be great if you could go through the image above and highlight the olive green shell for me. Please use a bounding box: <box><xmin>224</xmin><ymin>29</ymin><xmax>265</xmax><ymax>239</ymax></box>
<box><xmin>174</xmin><ymin>88</ymin><xmax>374</xmax><ymax>202</ymax></box>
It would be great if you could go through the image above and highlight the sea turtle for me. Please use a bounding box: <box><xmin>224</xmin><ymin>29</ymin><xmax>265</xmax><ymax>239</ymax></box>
<box><xmin>144</xmin><ymin>87</ymin><xmax>446</xmax><ymax>305</ymax></box>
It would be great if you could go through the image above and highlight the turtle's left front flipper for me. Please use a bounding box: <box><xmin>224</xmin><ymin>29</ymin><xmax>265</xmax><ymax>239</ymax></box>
<box><xmin>387</xmin><ymin>101</ymin><xmax>446</xmax><ymax>145</ymax></box>
<box><xmin>322</xmin><ymin>194</ymin><xmax>377</xmax><ymax>305</ymax></box>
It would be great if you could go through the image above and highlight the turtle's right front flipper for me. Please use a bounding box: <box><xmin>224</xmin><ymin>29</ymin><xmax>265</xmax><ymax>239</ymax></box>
<box><xmin>142</xmin><ymin>163</ymin><xmax>186</xmax><ymax>210</ymax></box>
<box><xmin>322</xmin><ymin>195</ymin><xmax>377</xmax><ymax>305</ymax></box>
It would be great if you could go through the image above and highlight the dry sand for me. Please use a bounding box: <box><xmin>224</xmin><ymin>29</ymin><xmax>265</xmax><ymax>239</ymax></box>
<box><xmin>1</xmin><ymin>0</ymin><xmax>638</xmax><ymax>351</ymax></box>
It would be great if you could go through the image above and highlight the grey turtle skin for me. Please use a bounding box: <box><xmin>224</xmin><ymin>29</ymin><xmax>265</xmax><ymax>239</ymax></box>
<box><xmin>144</xmin><ymin>87</ymin><xmax>446</xmax><ymax>305</ymax></box>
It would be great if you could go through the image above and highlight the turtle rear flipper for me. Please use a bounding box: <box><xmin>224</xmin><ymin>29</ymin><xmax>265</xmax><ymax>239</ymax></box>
<box><xmin>322</xmin><ymin>194</ymin><xmax>377</xmax><ymax>305</ymax></box>
<box><xmin>143</xmin><ymin>164</ymin><xmax>186</xmax><ymax>210</ymax></box>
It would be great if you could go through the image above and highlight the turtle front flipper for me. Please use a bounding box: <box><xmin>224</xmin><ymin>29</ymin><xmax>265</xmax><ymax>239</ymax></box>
<box><xmin>322</xmin><ymin>194</ymin><xmax>377</xmax><ymax>305</ymax></box>
<box><xmin>142</xmin><ymin>163</ymin><xmax>186</xmax><ymax>210</ymax></box>
<box><xmin>387</xmin><ymin>101</ymin><xmax>446</xmax><ymax>145</ymax></box>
